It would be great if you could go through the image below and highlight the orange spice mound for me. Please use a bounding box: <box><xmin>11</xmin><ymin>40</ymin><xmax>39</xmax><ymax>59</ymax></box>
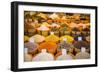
<box><xmin>38</xmin><ymin>42</ymin><xmax>57</xmax><ymax>54</ymax></box>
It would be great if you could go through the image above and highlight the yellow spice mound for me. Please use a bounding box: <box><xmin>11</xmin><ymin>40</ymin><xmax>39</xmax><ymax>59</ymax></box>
<box><xmin>60</xmin><ymin>35</ymin><xmax>74</xmax><ymax>44</ymax></box>
<box><xmin>45</xmin><ymin>34</ymin><xmax>59</xmax><ymax>43</ymax></box>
